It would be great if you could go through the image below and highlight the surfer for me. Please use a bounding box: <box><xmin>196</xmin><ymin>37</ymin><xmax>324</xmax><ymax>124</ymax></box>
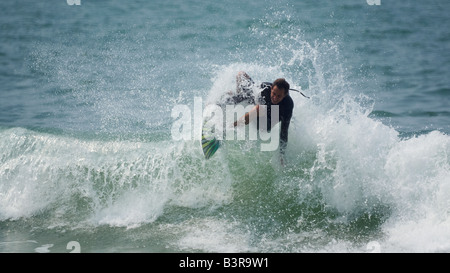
<box><xmin>230</xmin><ymin>71</ymin><xmax>294</xmax><ymax>165</ymax></box>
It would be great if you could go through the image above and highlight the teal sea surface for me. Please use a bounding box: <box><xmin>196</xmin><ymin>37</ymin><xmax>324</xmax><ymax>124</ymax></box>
<box><xmin>1</xmin><ymin>0</ymin><xmax>449</xmax><ymax>253</ymax></box>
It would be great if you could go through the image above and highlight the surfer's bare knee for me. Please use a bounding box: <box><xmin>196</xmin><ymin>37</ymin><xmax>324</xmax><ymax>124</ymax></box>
<box><xmin>236</xmin><ymin>71</ymin><xmax>253</xmax><ymax>93</ymax></box>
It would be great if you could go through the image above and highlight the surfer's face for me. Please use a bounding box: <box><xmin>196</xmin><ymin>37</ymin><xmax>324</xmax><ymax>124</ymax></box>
<box><xmin>270</xmin><ymin>85</ymin><xmax>287</xmax><ymax>104</ymax></box>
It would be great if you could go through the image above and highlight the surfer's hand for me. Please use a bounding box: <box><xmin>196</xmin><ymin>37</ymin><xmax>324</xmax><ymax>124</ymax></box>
<box><xmin>280</xmin><ymin>155</ymin><xmax>285</xmax><ymax>167</ymax></box>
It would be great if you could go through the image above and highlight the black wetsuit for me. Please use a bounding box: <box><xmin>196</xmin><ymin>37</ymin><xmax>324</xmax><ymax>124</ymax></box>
<box><xmin>228</xmin><ymin>82</ymin><xmax>294</xmax><ymax>154</ymax></box>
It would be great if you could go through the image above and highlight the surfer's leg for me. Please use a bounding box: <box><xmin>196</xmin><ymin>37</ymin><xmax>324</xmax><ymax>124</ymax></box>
<box><xmin>236</xmin><ymin>71</ymin><xmax>254</xmax><ymax>94</ymax></box>
<box><xmin>219</xmin><ymin>71</ymin><xmax>256</xmax><ymax>106</ymax></box>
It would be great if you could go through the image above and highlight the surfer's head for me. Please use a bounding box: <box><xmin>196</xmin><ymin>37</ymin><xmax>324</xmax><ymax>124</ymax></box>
<box><xmin>271</xmin><ymin>78</ymin><xmax>290</xmax><ymax>104</ymax></box>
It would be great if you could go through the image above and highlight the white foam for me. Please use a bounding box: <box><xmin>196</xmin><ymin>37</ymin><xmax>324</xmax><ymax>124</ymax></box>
<box><xmin>0</xmin><ymin>127</ymin><xmax>235</xmax><ymax>230</ymax></box>
<box><xmin>34</xmin><ymin>244</ymin><xmax>54</xmax><ymax>253</ymax></box>
<box><xmin>381</xmin><ymin>131</ymin><xmax>450</xmax><ymax>252</ymax></box>
<box><xmin>172</xmin><ymin>218</ymin><xmax>256</xmax><ymax>253</ymax></box>
<box><xmin>203</xmin><ymin>58</ymin><xmax>450</xmax><ymax>252</ymax></box>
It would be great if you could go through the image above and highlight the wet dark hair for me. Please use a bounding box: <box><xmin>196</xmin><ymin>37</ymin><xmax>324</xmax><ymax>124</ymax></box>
<box><xmin>272</xmin><ymin>78</ymin><xmax>290</xmax><ymax>95</ymax></box>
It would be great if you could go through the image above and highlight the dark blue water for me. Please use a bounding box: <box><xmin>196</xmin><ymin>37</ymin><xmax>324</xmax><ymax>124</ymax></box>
<box><xmin>1</xmin><ymin>0</ymin><xmax>449</xmax><ymax>253</ymax></box>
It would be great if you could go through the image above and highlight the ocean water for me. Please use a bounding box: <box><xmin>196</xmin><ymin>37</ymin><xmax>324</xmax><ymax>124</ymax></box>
<box><xmin>0</xmin><ymin>0</ymin><xmax>449</xmax><ymax>253</ymax></box>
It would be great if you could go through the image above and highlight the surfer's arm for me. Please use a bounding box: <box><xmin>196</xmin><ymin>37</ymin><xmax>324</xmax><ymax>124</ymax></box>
<box><xmin>279</xmin><ymin>119</ymin><xmax>290</xmax><ymax>154</ymax></box>
<box><xmin>277</xmin><ymin>119</ymin><xmax>289</xmax><ymax>166</ymax></box>
<box><xmin>233</xmin><ymin>105</ymin><xmax>260</xmax><ymax>127</ymax></box>
<box><xmin>279</xmin><ymin>107</ymin><xmax>292</xmax><ymax>165</ymax></box>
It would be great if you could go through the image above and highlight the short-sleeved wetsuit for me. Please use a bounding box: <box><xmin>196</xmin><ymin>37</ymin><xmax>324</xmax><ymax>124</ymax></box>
<box><xmin>228</xmin><ymin>82</ymin><xmax>294</xmax><ymax>155</ymax></box>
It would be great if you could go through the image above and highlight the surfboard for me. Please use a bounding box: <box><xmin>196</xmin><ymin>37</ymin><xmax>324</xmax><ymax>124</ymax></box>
<box><xmin>201</xmin><ymin>104</ymin><xmax>223</xmax><ymax>159</ymax></box>
<box><xmin>201</xmin><ymin>127</ymin><xmax>221</xmax><ymax>159</ymax></box>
